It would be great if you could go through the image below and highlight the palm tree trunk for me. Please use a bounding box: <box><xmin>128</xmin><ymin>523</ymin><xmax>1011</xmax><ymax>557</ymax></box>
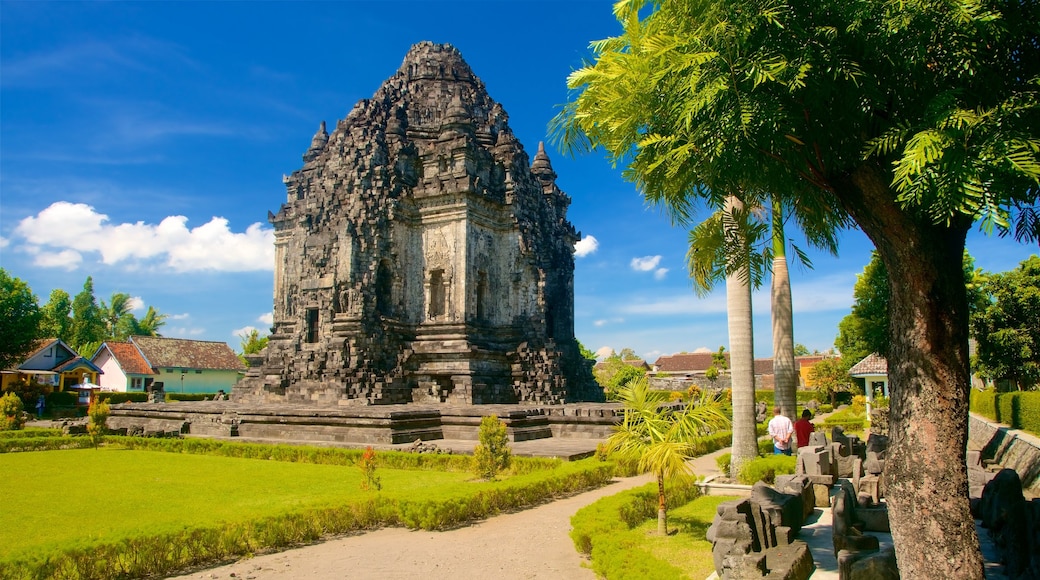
<box><xmin>726</xmin><ymin>196</ymin><xmax>758</xmax><ymax>479</ymax></box>
<box><xmin>657</xmin><ymin>472</ymin><xmax>668</xmax><ymax>535</ymax></box>
<box><xmin>771</xmin><ymin>198</ymin><xmax>798</xmax><ymax>425</ymax></box>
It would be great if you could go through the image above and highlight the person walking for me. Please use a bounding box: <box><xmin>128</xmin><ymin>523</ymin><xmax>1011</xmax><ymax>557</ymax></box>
<box><xmin>794</xmin><ymin>408</ymin><xmax>815</xmax><ymax>449</ymax></box>
<box><xmin>767</xmin><ymin>406</ymin><xmax>794</xmax><ymax>455</ymax></box>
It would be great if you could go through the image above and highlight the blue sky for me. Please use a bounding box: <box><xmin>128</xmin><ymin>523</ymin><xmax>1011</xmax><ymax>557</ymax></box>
<box><xmin>1</xmin><ymin>1</ymin><xmax>1036</xmax><ymax>362</ymax></box>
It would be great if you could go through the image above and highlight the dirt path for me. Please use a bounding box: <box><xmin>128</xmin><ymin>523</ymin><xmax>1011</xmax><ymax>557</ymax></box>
<box><xmin>169</xmin><ymin>473</ymin><xmax>654</xmax><ymax>580</ymax></box>
<box><xmin>167</xmin><ymin>449</ymin><xmax>729</xmax><ymax>580</ymax></box>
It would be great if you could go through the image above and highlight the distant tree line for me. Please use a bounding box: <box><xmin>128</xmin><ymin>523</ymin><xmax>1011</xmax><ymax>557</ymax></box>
<box><xmin>0</xmin><ymin>269</ymin><xmax>168</xmax><ymax>366</ymax></box>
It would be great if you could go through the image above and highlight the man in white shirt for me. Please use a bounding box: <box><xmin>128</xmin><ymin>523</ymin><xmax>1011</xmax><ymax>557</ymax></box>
<box><xmin>767</xmin><ymin>406</ymin><xmax>794</xmax><ymax>455</ymax></box>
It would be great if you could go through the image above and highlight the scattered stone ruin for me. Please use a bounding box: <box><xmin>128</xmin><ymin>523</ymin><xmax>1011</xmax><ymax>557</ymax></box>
<box><xmin>234</xmin><ymin>41</ymin><xmax>599</xmax><ymax>407</ymax></box>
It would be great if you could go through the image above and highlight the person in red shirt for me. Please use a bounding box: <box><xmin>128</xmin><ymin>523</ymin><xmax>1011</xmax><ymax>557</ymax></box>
<box><xmin>794</xmin><ymin>408</ymin><xmax>815</xmax><ymax>449</ymax></box>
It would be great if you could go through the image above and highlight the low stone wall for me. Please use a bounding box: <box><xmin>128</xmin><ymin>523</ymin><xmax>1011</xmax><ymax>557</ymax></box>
<box><xmin>969</xmin><ymin>412</ymin><xmax>1040</xmax><ymax>495</ymax></box>
<box><xmin>108</xmin><ymin>401</ymin><xmax>623</xmax><ymax>446</ymax></box>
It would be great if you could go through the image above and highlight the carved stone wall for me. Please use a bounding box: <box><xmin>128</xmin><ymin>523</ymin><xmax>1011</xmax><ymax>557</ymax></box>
<box><xmin>234</xmin><ymin>42</ymin><xmax>599</xmax><ymax>406</ymax></box>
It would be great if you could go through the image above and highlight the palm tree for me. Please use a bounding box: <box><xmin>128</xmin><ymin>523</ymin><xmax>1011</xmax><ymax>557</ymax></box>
<box><xmin>771</xmin><ymin>200</ymin><xmax>797</xmax><ymax>423</ymax></box>
<box><xmin>101</xmin><ymin>292</ymin><xmax>133</xmax><ymax>340</ymax></box>
<box><xmin>134</xmin><ymin>306</ymin><xmax>167</xmax><ymax>337</ymax></box>
<box><xmin>606</xmin><ymin>378</ymin><xmax>729</xmax><ymax>535</ymax></box>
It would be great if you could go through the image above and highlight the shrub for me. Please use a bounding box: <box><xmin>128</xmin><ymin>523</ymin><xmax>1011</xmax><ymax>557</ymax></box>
<box><xmin>358</xmin><ymin>446</ymin><xmax>381</xmax><ymax>491</ymax></box>
<box><xmin>87</xmin><ymin>399</ymin><xmax>110</xmax><ymax>449</ymax></box>
<box><xmin>970</xmin><ymin>389</ymin><xmax>997</xmax><ymax>420</ymax></box>
<box><xmin>716</xmin><ymin>453</ymin><xmax>731</xmax><ymax>475</ymax></box>
<box><xmin>472</xmin><ymin>415</ymin><xmax>511</xmax><ymax>480</ymax></box>
<box><xmin>98</xmin><ymin>392</ymin><xmax>150</xmax><ymax>404</ymax></box>
<box><xmin>737</xmin><ymin>455</ymin><xmax>797</xmax><ymax>485</ymax></box>
<box><xmin>1</xmin><ymin>392</ymin><xmax>26</xmax><ymax>431</ymax></box>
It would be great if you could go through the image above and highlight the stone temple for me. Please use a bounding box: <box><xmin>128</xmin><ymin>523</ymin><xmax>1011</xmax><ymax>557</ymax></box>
<box><xmin>234</xmin><ymin>42</ymin><xmax>599</xmax><ymax>407</ymax></box>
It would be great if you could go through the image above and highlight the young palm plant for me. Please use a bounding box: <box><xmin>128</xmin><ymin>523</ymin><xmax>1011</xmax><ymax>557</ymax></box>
<box><xmin>605</xmin><ymin>378</ymin><xmax>730</xmax><ymax>535</ymax></box>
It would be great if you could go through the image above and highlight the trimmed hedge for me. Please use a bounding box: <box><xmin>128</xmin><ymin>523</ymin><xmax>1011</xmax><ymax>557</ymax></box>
<box><xmin>570</xmin><ymin>480</ymin><xmax>702</xmax><ymax>579</ymax></box>
<box><xmin>971</xmin><ymin>389</ymin><xmax>1040</xmax><ymax>436</ymax></box>
<box><xmin>0</xmin><ymin>428</ymin><xmax>63</xmax><ymax>440</ymax></box>
<box><xmin>98</xmin><ymin>392</ymin><xmax>149</xmax><ymax>404</ymax></box>
<box><xmin>737</xmin><ymin>454</ymin><xmax>797</xmax><ymax>485</ymax></box>
<box><xmin>0</xmin><ymin>436</ymin><xmax>94</xmax><ymax>453</ymax></box>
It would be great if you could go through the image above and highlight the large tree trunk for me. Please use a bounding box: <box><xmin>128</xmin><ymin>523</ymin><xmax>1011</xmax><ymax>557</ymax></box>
<box><xmin>771</xmin><ymin>198</ymin><xmax>798</xmax><ymax>424</ymax></box>
<box><xmin>657</xmin><ymin>472</ymin><xmax>668</xmax><ymax>535</ymax></box>
<box><xmin>726</xmin><ymin>196</ymin><xmax>759</xmax><ymax>479</ymax></box>
<box><xmin>839</xmin><ymin>165</ymin><xmax>984</xmax><ymax>579</ymax></box>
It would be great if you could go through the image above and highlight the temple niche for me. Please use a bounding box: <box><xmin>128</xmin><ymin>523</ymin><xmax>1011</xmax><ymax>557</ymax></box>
<box><xmin>234</xmin><ymin>41</ymin><xmax>600</xmax><ymax>406</ymax></box>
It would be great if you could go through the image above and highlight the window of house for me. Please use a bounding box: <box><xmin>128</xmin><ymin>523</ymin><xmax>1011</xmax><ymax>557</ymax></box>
<box><xmin>131</xmin><ymin>378</ymin><xmax>143</xmax><ymax>390</ymax></box>
<box><xmin>306</xmin><ymin>308</ymin><xmax>319</xmax><ymax>343</ymax></box>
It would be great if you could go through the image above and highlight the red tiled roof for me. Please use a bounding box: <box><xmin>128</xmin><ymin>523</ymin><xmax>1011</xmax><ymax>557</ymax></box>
<box><xmin>849</xmin><ymin>353</ymin><xmax>888</xmax><ymax>376</ymax></box>
<box><xmin>754</xmin><ymin>358</ymin><xmax>774</xmax><ymax>375</ymax></box>
<box><xmin>653</xmin><ymin>352</ymin><xmax>726</xmax><ymax>373</ymax></box>
<box><xmin>796</xmin><ymin>355</ymin><xmax>831</xmax><ymax>367</ymax></box>
<box><xmin>102</xmin><ymin>342</ymin><xmax>155</xmax><ymax>375</ymax></box>
<box><xmin>132</xmin><ymin>336</ymin><xmax>245</xmax><ymax>371</ymax></box>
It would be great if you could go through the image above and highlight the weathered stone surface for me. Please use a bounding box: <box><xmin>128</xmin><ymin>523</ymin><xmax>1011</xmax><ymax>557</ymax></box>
<box><xmin>837</xmin><ymin>547</ymin><xmax>899</xmax><ymax>580</ymax></box>
<box><xmin>233</xmin><ymin>42</ymin><xmax>599</xmax><ymax>406</ymax></box>
<box><xmin>775</xmin><ymin>474</ymin><xmax>815</xmax><ymax>520</ymax></box>
<box><xmin>979</xmin><ymin>468</ymin><xmax>1040</xmax><ymax>579</ymax></box>
<box><xmin>832</xmin><ymin>482</ymin><xmax>881</xmax><ymax>557</ymax></box>
<box><xmin>723</xmin><ymin>542</ymin><xmax>815</xmax><ymax>579</ymax></box>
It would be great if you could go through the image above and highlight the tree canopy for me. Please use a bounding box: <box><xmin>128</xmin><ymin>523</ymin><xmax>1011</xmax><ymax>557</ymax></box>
<box><xmin>0</xmin><ymin>269</ymin><xmax>42</xmax><ymax>369</ymax></box>
<box><xmin>972</xmin><ymin>255</ymin><xmax>1040</xmax><ymax>390</ymax></box>
<box><xmin>553</xmin><ymin>0</ymin><xmax>1038</xmax><ymax>575</ymax></box>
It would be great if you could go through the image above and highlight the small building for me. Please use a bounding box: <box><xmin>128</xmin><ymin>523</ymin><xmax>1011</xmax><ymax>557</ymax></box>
<box><xmin>848</xmin><ymin>353</ymin><xmax>889</xmax><ymax>401</ymax></box>
<box><xmin>92</xmin><ymin>336</ymin><xmax>245</xmax><ymax>395</ymax></box>
<box><xmin>1</xmin><ymin>338</ymin><xmax>102</xmax><ymax>394</ymax></box>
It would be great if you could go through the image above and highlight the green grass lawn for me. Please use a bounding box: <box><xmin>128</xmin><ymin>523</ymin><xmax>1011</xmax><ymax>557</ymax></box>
<box><xmin>0</xmin><ymin>448</ymin><xmax>483</xmax><ymax>562</ymax></box>
<box><xmin>637</xmin><ymin>495</ymin><xmax>735</xmax><ymax>580</ymax></box>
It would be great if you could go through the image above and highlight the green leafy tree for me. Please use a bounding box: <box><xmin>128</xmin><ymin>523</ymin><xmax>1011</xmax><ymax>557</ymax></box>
<box><xmin>552</xmin><ymin>1</ymin><xmax>1039</xmax><ymax>573</ymax></box>
<box><xmin>238</xmin><ymin>328</ymin><xmax>270</xmax><ymax>364</ymax></box>
<box><xmin>808</xmin><ymin>358</ymin><xmax>853</xmax><ymax>407</ymax></box>
<box><xmin>972</xmin><ymin>256</ymin><xmax>1040</xmax><ymax>391</ymax></box>
<box><xmin>0</xmin><ymin>392</ymin><xmax>27</xmax><ymax>431</ymax></box>
<box><xmin>605</xmin><ymin>378</ymin><xmax>730</xmax><ymax>534</ymax></box>
<box><xmin>793</xmin><ymin>344</ymin><xmax>811</xmax><ymax>357</ymax></box>
<box><xmin>604</xmin><ymin>363</ymin><xmax>645</xmax><ymax>401</ymax></box>
<box><xmin>40</xmin><ymin>289</ymin><xmax>73</xmax><ymax>343</ymax></box>
<box><xmin>0</xmin><ymin>269</ymin><xmax>43</xmax><ymax>370</ymax></box>
<box><xmin>70</xmin><ymin>277</ymin><xmax>105</xmax><ymax>355</ymax></box>
<box><xmin>133</xmin><ymin>306</ymin><xmax>167</xmax><ymax>337</ymax></box>
<box><xmin>835</xmin><ymin>253</ymin><xmax>891</xmax><ymax>365</ymax></box>
<box><xmin>618</xmin><ymin>347</ymin><xmax>638</xmax><ymax>361</ymax></box>
<box><xmin>473</xmin><ymin>415</ymin><xmax>511</xmax><ymax>480</ymax></box>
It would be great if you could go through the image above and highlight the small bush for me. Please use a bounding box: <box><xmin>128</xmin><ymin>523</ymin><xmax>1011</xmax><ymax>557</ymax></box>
<box><xmin>970</xmin><ymin>389</ymin><xmax>997</xmax><ymax>421</ymax></box>
<box><xmin>737</xmin><ymin>455</ymin><xmax>797</xmax><ymax>485</ymax></box>
<box><xmin>358</xmin><ymin>446</ymin><xmax>381</xmax><ymax>491</ymax></box>
<box><xmin>98</xmin><ymin>392</ymin><xmax>150</xmax><ymax>404</ymax></box>
<box><xmin>716</xmin><ymin>453</ymin><xmax>731</xmax><ymax>475</ymax></box>
<box><xmin>1</xmin><ymin>392</ymin><xmax>26</xmax><ymax>431</ymax></box>
<box><xmin>472</xmin><ymin>415</ymin><xmax>511</xmax><ymax>480</ymax></box>
<box><xmin>87</xmin><ymin>399</ymin><xmax>110</xmax><ymax>449</ymax></box>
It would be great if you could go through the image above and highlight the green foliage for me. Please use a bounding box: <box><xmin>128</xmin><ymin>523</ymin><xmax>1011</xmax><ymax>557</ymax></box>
<box><xmin>570</xmin><ymin>480</ymin><xmax>709</xmax><ymax>579</ymax></box>
<box><xmin>238</xmin><ymin>328</ymin><xmax>270</xmax><ymax>366</ymax></box>
<box><xmin>358</xmin><ymin>446</ymin><xmax>381</xmax><ymax>491</ymax></box>
<box><xmin>472</xmin><ymin>415</ymin><xmax>512</xmax><ymax>480</ymax></box>
<box><xmin>0</xmin><ymin>268</ymin><xmax>43</xmax><ymax>370</ymax></box>
<box><xmin>577</xmin><ymin>339</ymin><xmax>598</xmax><ymax>362</ymax></box>
<box><xmin>98</xmin><ymin>392</ymin><xmax>150</xmax><ymax>404</ymax></box>
<box><xmin>166</xmin><ymin>393</ymin><xmax>214</xmax><ymax>402</ymax></box>
<box><xmin>87</xmin><ymin>399</ymin><xmax>110</xmax><ymax>448</ymax></box>
<box><xmin>606</xmin><ymin>379</ymin><xmax>730</xmax><ymax>534</ymax></box>
<box><xmin>0</xmin><ymin>427</ymin><xmax>62</xmax><ymax>440</ymax></box>
<box><xmin>1</xmin><ymin>392</ymin><xmax>27</xmax><ymax>431</ymax></box>
<box><xmin>737</xmin><ymin>455</ymin><xmax>797</xmax><ymax>485</ymax></box>
<box><xmin>70</xmin><ymin>276</ymin><xmax>106</xmax><ymax>355</ymax></box>
<box><xmin>973</xmin><ymin>390</ymin><xmax>1040</xmax><ymax>436</ymax></box>
<box><xmin>972</xmin><ymin>256</ymin><xmax>1040</xmax><ymax>390</ymax></box>
<box><xmin>40</xmin><ymin>289</ymin><xmax>73</xmax><ymax>344</ymax></box>
<box><xmin>822</xmin><ymin>406</ymin><xmax>868</xmax><ymax>433</ymax></box>
<box><xmin>836</xmin><ymin>253</ymin><xmax>891</xmax><ymax>361</ymax></box>
<box><xmin>809</xmin><ymin>358</ymin><xmax>853</xmax><ymax>406</ymax></box>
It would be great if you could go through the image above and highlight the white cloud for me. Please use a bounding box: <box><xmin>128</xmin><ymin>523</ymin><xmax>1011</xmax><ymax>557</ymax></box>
<box><xmin>0</xmin><ymin>236</ymin><xmax>9</xmax><ymax>249</ymax></box>
<box><xmin>13</xmin><ymin>201</ymin><xmax>274</xmax><ymax>272</ymax></box>
<box><xmin>232</xmin><ymin>325</ymin><xmax>257</xmax><ymax>339</ymax></box>
<box><xmin>630</xmin><ymin>255</ymin><xmax>662</xmax><ymax>272</ymax></box>
<box><xmin>127</xmin><ymin>296</ymin><xmax>145</xmax><ymax>312</ymax></box>
<box><xmin>594</xmin><ymin>346</ymin><xmax>614</xmax><ymax>359</ymax></box>
<box><xmin>593</xmin><ymin>319</ymin><xmax>607</xmax><ymax>327</ymax></box>
<box><xmin>654</xmin><ymin>268</ymin><xmax>669</xmax><ymax>280</ymax></box>
<box><xmin>693</xmin><ymin>346</ymin><xmax>713</xmax><ymax>354</ymax></box>
<box><xmin>169</xmin><ymin>313</ymin><xmax>191</xmax><ymax>320</ymax></box>
<box><xmin>257</xmin><ymin>312</ymin><xmax>274</xmax><ymax>325</ymax></box>
<box><xmin>574</xmin><ymin>235</ymin><xmax>599</xmax><ymax>258</ymax></box>
<box><xmin>167</xmin><ymin>326</ymin><xmax>205</xmax><ymax>337</ymax></box>
<box><xmin>642</xmin><ymin>350</ymin><xmax>663</xmax><ymax>362</ymax></box>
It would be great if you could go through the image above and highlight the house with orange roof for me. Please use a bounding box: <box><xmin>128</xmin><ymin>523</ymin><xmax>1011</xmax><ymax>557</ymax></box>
<box><xmin>92</xmin><ymin>336</ymin><xmax>245</xmax><ymax>394</ymax></box>
<box><xmin>0</xmin><ymin>338</ymin><xmax>103</xmax><ymax>394</ymax></box>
